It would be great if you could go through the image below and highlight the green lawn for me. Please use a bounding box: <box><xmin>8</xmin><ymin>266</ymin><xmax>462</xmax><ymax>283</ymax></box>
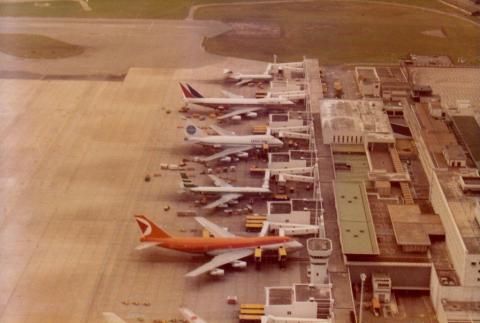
<box><xmin>196</xmin><ymin>1</ymin><xmax>480</xmax><ymax>64</ymax></box>
<box><xmin>0</xmin><ymin>33</ymin><xmax>84</xmax><ymax>58</ymax></box>
<box><xmin>0</xmin><ymin>0</ymin><xmax>261</xmax><ymax>19</ymax></box>
<box><xmin>0</xmin><ymin>0</ymin><xmax>463</xmax><ymax>19</ymax></box>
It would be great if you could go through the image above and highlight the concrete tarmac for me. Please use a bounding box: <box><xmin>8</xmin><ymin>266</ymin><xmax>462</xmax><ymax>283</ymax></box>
<box><xmin>0</xmin><ymin>17</ymin><xmax>303</xmax><ymax>323</ymax></box>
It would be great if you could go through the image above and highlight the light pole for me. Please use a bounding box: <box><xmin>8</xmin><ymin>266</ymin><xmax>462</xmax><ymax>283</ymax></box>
<box><xmin>359</xmin><ymin>273</ymin><xmax>367</xmax><ymax>323</ymax></box>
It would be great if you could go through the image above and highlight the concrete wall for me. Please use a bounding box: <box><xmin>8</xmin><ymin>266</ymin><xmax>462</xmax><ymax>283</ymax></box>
<box><xmin>430</xmin><ymin>174</ymin><xmax>468</xmax><ymax>285</ymax></box>
<box><xmin>265</xmin><ymin>302</ymin><xmax>317</xmax><ymax>318</ymax></box>
<box><xmin>405</xmin><ymin>102</ymin><xmax>480</xmax><ymax>287</ymax></box>
<box><xmin>348</xmin><ymin>263</ymin><xmax>431</xmax><ymax>289</ymax></box>
<box><xmin>430</xmin><ymin>267</ymin><xmax>480</xmax><ymax>323</ymax></box>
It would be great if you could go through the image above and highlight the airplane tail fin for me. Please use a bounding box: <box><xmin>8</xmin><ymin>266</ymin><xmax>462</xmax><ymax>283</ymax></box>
<box><xmin>184</xmin><ymin>121</ymin><xmax>206</xmax><ymax>139</ymax></box>
<box><xmin>180</xmin><ymin>83</ymin><xmax>193</xmax><ymax>99</ymax></box>
<box><xmin>134</xmin><ymin>215</ymin><xmax>171</xmax><ymax>239</ymax></box>
<box><xmin>186</xmin><ymin>84</ymin><xmax>204</xmax><ymax>98</ymax></box>
<box><xmin>180</xmin><ymin>172</ymin><xmax>198</xmax><ymax>189</ymax></box>
<box><xmin>223</xmin><ymin>68</ymin><xmax>233</xmax><ymax>76</ymax></box>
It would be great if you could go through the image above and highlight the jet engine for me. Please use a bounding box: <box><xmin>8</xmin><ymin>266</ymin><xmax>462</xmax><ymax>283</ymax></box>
<box><xmin>220</xmin><ymin>156</ymin><xmax>232</xmax><ymax>163</ymax></box>
<box><xmin>246</xmin><ymin>112</ymin><xmax>258</xmax><ymax>118</ymax></box>
<box><xmin>236</xmin><ymin>152</ymin><xmax>248</xmax><ymax>158</ymax></box>
<box><xmin>231</xmin><ymin>260</ymin><xmax>247</xmax><ymax>269</ymax></box>
<box><xmin>209</xmin><ymin>268</ymin><xmax>225</xmax><ymax>276</ymax></box>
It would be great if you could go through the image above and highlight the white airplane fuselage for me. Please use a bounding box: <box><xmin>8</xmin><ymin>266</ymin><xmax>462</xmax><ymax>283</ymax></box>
<box><xmin>207</xmin><ymin>240</ymin><xmax>303</xmax><ymax>256</ymax></box>
<box><xmin>190</xmin><ymin>186</ymin><xmax>270</xmax><ymax>194</ymax></box>
<box><xmin>190</xmin><ymin>135</ymin><xmax>283</xmax><ymax>148</ymax></box>
<box><xmin>228</xmin><ymin>74</ymin><xmax>273</xmax><ymax>81</ymax></box>
<box><xmin>185</xmin><ymin>97</ymin><xmax>293</xmax><ymax>109</ymax></box>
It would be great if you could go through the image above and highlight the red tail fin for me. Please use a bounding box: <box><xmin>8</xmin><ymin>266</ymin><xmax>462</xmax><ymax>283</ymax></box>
<box><xmin>187</xmin><ymin>84</ymin><xmax>204</xmax><ymax>98</ymax></box>
<box><xmin>179</xmin><ymin>83</ymin><xmax>193</xmax><ymax>98</ymax></box>
<box><xmin>134</xmin><ymin>215</ymin><xmax>171</xmax><ymax>239</ymax></box>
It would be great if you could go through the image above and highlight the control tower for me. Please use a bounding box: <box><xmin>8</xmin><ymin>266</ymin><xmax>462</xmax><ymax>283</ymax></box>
<box><xmin>307</xmin><ymin>237</ymin><xmax>333</xmax><ymax>285</ymax></box>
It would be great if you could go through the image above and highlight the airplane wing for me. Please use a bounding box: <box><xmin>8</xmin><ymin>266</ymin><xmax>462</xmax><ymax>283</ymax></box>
<box><xmin>221</xmin><ymin>90</ymin><xmax>244</xmax><ymax>98</ymax></box>
<box><xmin>102</xmin><ymin>313</ymin><xmax>127</xmax><ymax>323</ymax></box>
<box><xmin>185</xmin><ymin>249</ymin><xmax>254</xmax><ymax>277</ymax></box>
<box><xmin>208</xmin><ymin>174</ymin><xmax>232</xmax><ymax>187</ymax></box>
<box><xmin>135</xmin><ymin>242</ymin><xmax>161</xmax><ymax>250</ymax></box>
<box><xmin>235</xmin><ymin>79</ymin><xmax>253</xmax><ymax>86</ymax></box>
<box><xmin>194</xmin><ymin>216</ymin><xmax>236</xmax><ymax>238</ymax></box>
<box><xmin>216</xmin><ymin>107</ymin><xmax>262</xmax><ymax>120</ymax></box>
<box><xmin>179</xmin><ymin>308</ymin><xmax>207</xmax><ymax>323</ymax></box>
<box><xmin>199</xmin><ymin>146</ymin><xmax>251</xmax><ymax>162</ymax></box>
<box><xmin>209</xmin><ymin>124</ymin><xmax>236</xmax><ymax>136</ymax></box>
<box><xmin>203</xmin><ymin>193</ymin><xmax>242</xmax><ymax>209</ymax></box>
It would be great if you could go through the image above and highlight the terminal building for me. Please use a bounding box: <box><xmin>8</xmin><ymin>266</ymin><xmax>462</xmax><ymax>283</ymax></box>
<box><xmin>314</xmin><ymin>64</ymin><xmax>480</xmax><ymax>322</ymax></box>
<box><xmin>262</xmin><ymin>238</ymin><xmax>334</xmax><ymax>323</ymax></box>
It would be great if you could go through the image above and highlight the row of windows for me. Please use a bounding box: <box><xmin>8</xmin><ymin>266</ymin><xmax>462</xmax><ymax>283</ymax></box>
<box><xmin>332</xmin><ymin>134</ymin><xmax>363</xmax><ymax>144</ymax></box>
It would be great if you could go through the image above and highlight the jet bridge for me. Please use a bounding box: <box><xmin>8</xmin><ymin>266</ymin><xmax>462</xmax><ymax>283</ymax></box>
<box><xmin>262</xmin><ymin>221</ymin><xmax>320</xmax><ymax>236</ymax></box>
<box><xmin>268</xmin><ymin>150</ymin><xmax>315</xmax><ymax>169</ymax></box>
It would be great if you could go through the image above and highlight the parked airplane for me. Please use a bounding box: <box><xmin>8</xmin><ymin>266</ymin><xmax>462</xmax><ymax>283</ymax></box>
<box><xmin>180</xmin><ymin>169</ymin><xmax>271</xmax><ymax>209</ymax></box>
<box><xmin>223</xmin><ymin>64</ymin><xmax>273</xmax><ymax>86</ymax></box>
<box><xmin>179</xmin><ymin>83</ymin><xmax>294</xmax><ymax>120</ymax></box>
<box><xmin>184</xmin><ymin>121</ymin><xmax>283</xmax><ymax>162</ymax></box>
<box><xmin>134</xmin><ymin>215</ymin><xmax>302</xmax><ymax>277</ymax></box>
<box><xmin>224</xmin><ymin>59</ymin><xmax>305</xmax><ymax>86</ymax></box>
<box><xmin>179</xmin><ymin>307</ymin><xmax>207</xmax><ymax>323</ymax></box>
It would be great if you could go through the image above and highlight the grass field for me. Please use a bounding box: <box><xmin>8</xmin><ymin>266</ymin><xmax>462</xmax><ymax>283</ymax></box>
<box><xmin>0</xmin><ymin>0</ymin><xmax>464</xmax><ymax>19</ymax></box>
<box><xmin>196</xmin><ymin>1</ymin><xmax>480</xmax><ymax>64</ymax></box>
<box><xmin>0</xmin><ymin>0</ymin><xmax>258</xmax><ymax>19</ymax></box>
<box><xmin>0</xmin><ymin>33</ymin><xmax>84</xmax><ymax>58</ymax></box>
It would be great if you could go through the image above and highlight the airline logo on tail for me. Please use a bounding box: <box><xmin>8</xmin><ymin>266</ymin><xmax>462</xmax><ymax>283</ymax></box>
<box><xmin>134</xmin><ymin>215</ymin><xmax>171</xmax><ymax>239</ymax></box>
<box><xmin>186</xmin><ymin>125</ymin><xmax>197</xmax><ymax>135</ymax></box>
<box><xmin>184</xmin><ymin>122</ymin><xmax>205</xmax><ymax>139</ymax></box>
<box><xmin>135</xmin><ymin>216</ymin><xmax>153</xmax><ymax>236</ymax></box>
<box><xmin>179</xmin><ymin>83</ymin><xmax>204</xmax><ymax>99</ymax></box>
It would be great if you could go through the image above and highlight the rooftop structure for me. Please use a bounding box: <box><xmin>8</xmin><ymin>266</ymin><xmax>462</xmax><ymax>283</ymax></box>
<box><xmin>355</xmin><ymin>66</ymin><xmax>381</xmax><ymax>98</ymax></box>
<box><xmin>451</xmin><ymin>115</ymin><xmax>480</xmax><ymax>170</ymax></box>
<box><xmin>267</xmin><ymin>199</ymin><xmax>320</xmax><ymax>225</ymax></box>
<box><xmin>442</xmin><ymin>144</ymin><xmax>467</xmax><ymax>168</ymax></box>
<box><xmin>320</xmin><ymin>99</ymin><xmax>394</xmax><ymax>145</ymax></box>
<box><xmin>437</xmin><ymin>299</ymin><xmax>480</xmax><ymax>322</ymax></box>
<box><xmin>403</xmin><ymin>80</ymin><xmax>480</xmax><ymax>323</ymax></box>
<box><xmin>405</xmin><ymin>54</ymin><xmax>453</xmax><ymax>67</ymax></box>
<box><xmin>269</xmin><ymin>112</ymin><xmax>308</xmax><ymax>128</ymax></box>
<box><xmin>268</xmin><ymin>150</ymin><xmax>315</xmax><ymax>169</ymax></box>
<box><xmin>334</xmin><ymin>181</ymin><xmax>379</xmax><ymax>255</ymax></box>
<box><xmin>265</xmin><ymin>284</ymin><xmax>334</xmax><ymax>320</ymax></box>
<box><xmin>387</xmin><ymin>204</ymin><xmax>444</xmax><ymax>253</ymax></box>
<box><xmin>375</xmin><ymin>66</ymin><xmax>410</xmax><ymax>100</ymax></box>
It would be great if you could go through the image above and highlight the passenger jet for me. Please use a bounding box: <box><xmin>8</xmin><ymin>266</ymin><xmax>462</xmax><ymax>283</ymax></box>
<box><xmin>223</xmin><ymin>60</ymin><xmax>305</xmax><ymax>86</ymax></box>
<box><xmin>179</xmin><ymin>83</ymin><xmax>294</xmax><ymax>120</ymax></box>
<box><xmin>180</xmin><ymin>169</ymin><xmax>271</xmax><ymax>209</ymax></box>
<box><xmin>134</xmin><ymin>215</ymin><xmax>302</xmax><ymax>277</ymax></box>
<box><xmin>184</xmin><ymin>121</ymin><xmax>283</xmax><ymax>162</ymax></box>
